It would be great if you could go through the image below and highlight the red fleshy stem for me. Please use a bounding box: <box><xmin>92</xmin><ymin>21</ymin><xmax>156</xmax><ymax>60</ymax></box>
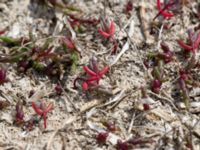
<box><xmin>98</xmin><ymin>65</ymin><xmax>109</xmax><ymax>77</ymax></box>
<box><xmin>177</xmin><ymin>40</ymin><xmax>194</xmax><ymax>52</ymax></box>
<box><xmin>154</xmin><ymin>0</ymin><xmax>175</xmax><ymax>20</ymax></box>
<box><xmin>98</xmin><ymin>21</ymin><xmax>115</xmax><ymax>39</ymax></box>
<box><xmin>61</xmin><ymin>37</ymin><xmax>76</xmax><ymax>50</ymax></box>
<box><xmin>32</xmin><ymin>102</ymin><xmax>53</xmax><ymax>128</ymax></box>
<box><xmin>83</xmin><ymin>66</ymin><xmax>97</xmax><ymax>76</ymax></box>
<box><xmin>177</xmin><ymin>31</ymin><xmax>200</xmax><ymax>53</ymax></box>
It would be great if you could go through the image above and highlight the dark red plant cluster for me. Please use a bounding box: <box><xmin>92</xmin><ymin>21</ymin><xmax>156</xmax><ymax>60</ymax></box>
<box><xmin>13</xmin><ymin>100</ymin><xmax>54</xmax><ymax>130</ymax></box>
<box><xmin>95</xmin><ymin>120</ymin><xmax>153</xmax><ymax>150</ymax></box>
<box><xmin>176</xmin><ymin>28</ymin><xmax>200</xmax><ymax>108</ymax></box>
<box><xmin>74</xmin><ymin>57</ymin><xmax>109</xmax><ymax>91</ymax></box>
<box><xmin>146</xmin><ymin>26</ymin><xmax>199</xmax><ymax>108</ymax></box>
<box><xmin>124</xmin><ymin>1</ymin><xmax>133</xmax><ymax>14</ymax></box>
<box><xmin>154</xmin><ymin>0</ymin><xmax>182</xmax><ymax>20</ymax></box>
<box><xmin>0</xmin><ymin>35</ymin><xmax>78</xmax><ymax>78</ymax></box>
<box><xmin>144</xmin><ymin>42</ymin><xmax>173</xmax><ymax>93</ymax></box>
<box><xmin>96</xmin><ymin>121</ymin><xmax>117</xmax><ymax>143</ymax></box>
<box><xmin>98</xmin><ymin>17</ymin><xmax>118</xmax><ymax>54</ymax></box>
<box><xmin>96</xmin><ymin>120</ymin><xmax>118</xmax><ymax>144</ymax></box>
<box><xmin>177</xmin><ymin>29</ymin><xmax>200</xmax><ymax>55</ymax></box>
<box><xmin>116</xmin><ymin>137</ymin><xmax>154</xmax><ymax>150</ymax></box>
<box><xmin>150</xmin><ymin>0</ymin><xmax>200</xmax><ymax>109</ymax></box>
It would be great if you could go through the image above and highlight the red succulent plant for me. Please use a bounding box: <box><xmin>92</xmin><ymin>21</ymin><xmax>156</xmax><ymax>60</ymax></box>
<box><xmin>96</xmin><ymin>132</ymin><xmax>109</xmax><ymax>143</ymax></box>
<box><xmin>154</xmin><ymin>0</ymin><xmax>181</xmax><ymax>19</ymax></box>
<box><xmin>32</xmin><ymin>101</ymin><xmax>54</xmax><ymax>128</ymax></box>
<box><xmin>74</xmin><ymin>57</ymin><xmax>109</xmax><ymax>91</ymax></box>
<box><xmin>98</xmin><ymin>18</ymin><xmax>115</xmax><ymax>39</ymax></box>
<box><xmin>177</xmin><ymin>30</ymin><xmax>200</xmax><ymax>54</ymax></box>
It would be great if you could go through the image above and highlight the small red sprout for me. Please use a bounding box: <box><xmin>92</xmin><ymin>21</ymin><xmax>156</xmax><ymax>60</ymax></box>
<box><xmin>143</xmin><ymin>103</ymin><xmax>150</xmax><ymax>110</ymax></box>
<box><xmin>117</xmin><ymin>140</ymin><xmax>129</xmax><ymax>150</ymax></box>
<box><xmin>156</xmin><ymin>0</ymin><xmax>175</xmax><ymax>18</ymax></box>
<box><xmin>98</xmin><ymin>18</ymin><xmax>115</xmax><ymax>39</ymax></box>
<box><xmin>177</xmin><ymin>30</ymin><xmax>200</xmax><ymax>54</ymax></box>
<box><xmin>151</xmin><ymin>79</ymin><xmax>162</xmax><ymax>93</ymax></box>
<box><xmin>15</xmin><ymin>101</ymin><xmax>24</xmax><ymax>125</ymax></box>
<box><xmin>154</xmin><ymin>0</ymin><xmax>181</xmax><ymax>20</ymax></box>
<box><xmin>0</xmin><ymin>68</ymin><xmax>7</xmax><ymax>84</ymax></box>
<box><xmin>125</xmin><ymin>1</ymin><xmax>133</xmax><ymax>14</ymax></box>
<box><xmin>159</xmin><ymin>42</ymin><xmax>173</xmax><ymax>63</ymax></box>
<box><xmin>81</xmin><ymin>64</ymin><xmax>109</xmax><ymax>91</ymax></box>
<box><xmin>32</xmin><ymin>101</ymin><xmax>54</xmax><ymax>128</ymax></box>
<box><xmin>74</xmin><ymin>57</ymin><xmax>109</xmax><ymax>91</ymax></box>
<box><xmin>96</xmin><ymin>132</ymin><xmax>109</xmax><ymax>143</ymax></box>
<box><xmin>55</xmin><ymin>83</ymin><xmax>63</xmax><ymax>95</ymax></box>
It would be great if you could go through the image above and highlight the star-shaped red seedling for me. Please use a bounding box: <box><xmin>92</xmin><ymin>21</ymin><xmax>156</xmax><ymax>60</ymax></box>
<box><xmin>154</xmin><ymin>0</ymin><xmax>181</xmax><ymax>20</ymax></box>
<box><xmin>98</xmin><ymin>18</ymin><xmax>115</xmax><ymax>39</ymax></box>
<box><xmin>156</xmin><ymin>0</ymin><xmax>175</xmax><ymax>18</ymax></box>
<box><xmin>81</xmin><ymin>65</ymin><xmax>109</xmax><ymax>90</ymax></box>
<box><xmin>177</xmin><ymin>30</ymin><xmax>200</xmax><ymax>54</ymax></box>
<box><xmin>32</xmin><ymin>102</ymin><xmax>53</xmax><ymax>128</ymax></box>
<box><xmin>74</xmin><ymin>57</ymin><xmax>109</xmax><ymax>91</ymax></box>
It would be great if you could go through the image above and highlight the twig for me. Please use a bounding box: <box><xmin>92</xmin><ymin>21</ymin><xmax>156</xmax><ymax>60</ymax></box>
<box><xmin>148</xmin><ymin>90</ymin><xmax>179</xmax><ymax>111</ymax></box>
<box><xmin>138</xmin><ymin>3</ymin><xmax>153</xmax><ymax>44</ymax></box>
<box><xmin>128</xmin><ymin>113</ymin><xmax>135</xmax><ymax>133</ymax></box>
